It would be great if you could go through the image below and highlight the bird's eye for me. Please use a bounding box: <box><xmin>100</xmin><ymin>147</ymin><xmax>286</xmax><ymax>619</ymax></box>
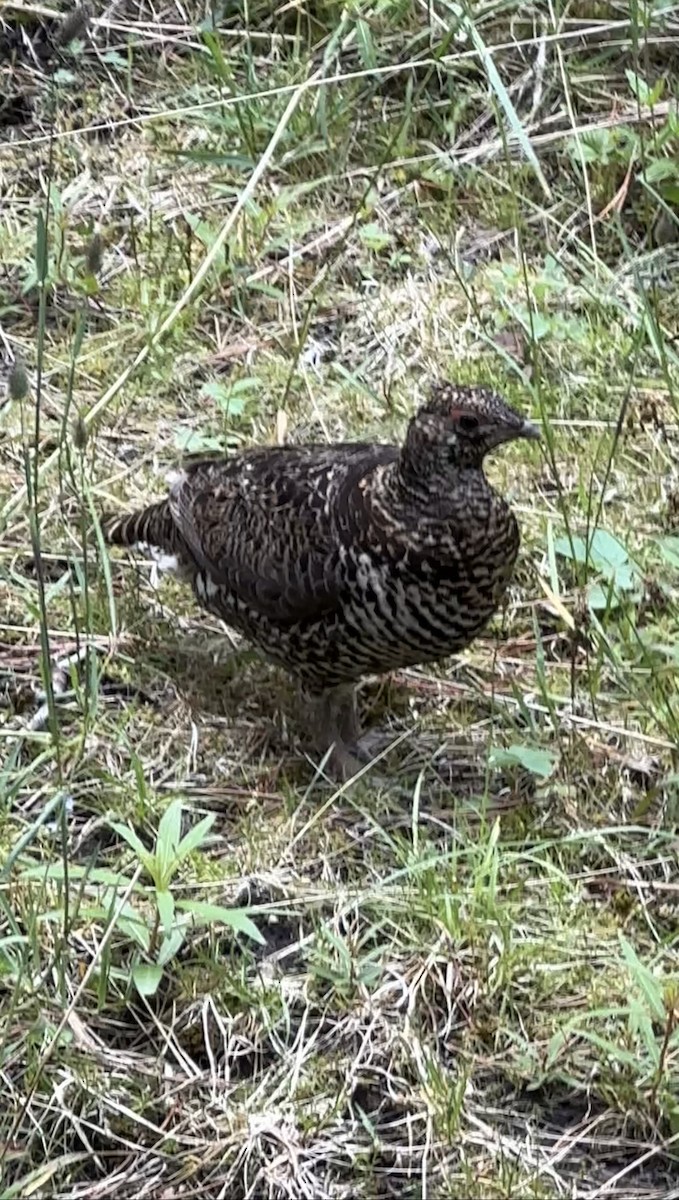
<box><xmin>457</xmin><ymin>413</ymin><xmax>479</xmax><ymax>433</ymax></box>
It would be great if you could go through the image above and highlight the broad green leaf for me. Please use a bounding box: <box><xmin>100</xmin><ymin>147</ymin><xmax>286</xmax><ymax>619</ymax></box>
<box><xmin>201</xmin><ymin>377</ymin><xmax>260</xmax><ymax>418</ymax></box>
<box><xmin>154</xmin><ymin>806</ymin><xmax>181</xmax><ymax>889</ymax></box>
<box><xmin>657</xmin><ymin>536</ymin><xmax>679</xmax><ymax>569</ymax></box>
<box><xmin>644</xmin><ymin>158</ymin><xmax>679</xmax><ymax>184</ymax></box>
<box><xmin>553</xmin><ymin>535</ymin><xmax>588</xmax><ymax>564</ymax></box>
<box><xmin>590</xmin><ymin>529</ymin><xmax>630</xmax><ymax>572</ymax></box>
<box><xmin>132</xmin><ymin>962</ymin><xmax>163</xmax><ymax>996</ymax></box>
<box><xmin>76</xmin><ymin>900</ymin><xmax>149</xmax><ymax>948</ymax></box>
<box><xmin>489</xmin><ymin>745</ymin><xmax>556</xmax><ymax>778</ymax></box>
<box><xmin>613</xmin><ymin>563</ymin><xmax>638</xmax><ymax>590</ymax></box>
<box><xmin>516</xmin><ymin>308</ymin><xmax>550</xmax><ymax>340</ymax></box>
<box><xmin>156</xmin><ymin>889</ymin><xmax>175</xmax><ymax>936</ymax></box>
<box><xmin>626</xmin><ymin>68</ymin><xmax>652</xmax><ymax>105</ymax></box>
<box><xmin>555</xmin><ymin>530</ymin><xmax>637</xmax><ymax>580</ymax></box>
<box><xmin>201</xmin><ymin>382</ymin><xmax>247</xmax><ymax>416</ymax></box>
<box><xmin>176</xmin><ymin>813</ymin><xmax>215</xmax><ymax>860</ymax></box>
<box><xmin>19</xmin><ymin>864</ymin><xmax>134</xmax><ymax>887</ymax></box>
<box><xmin>157</xmin><ymin>798</ymin><xmax>183</xmax><ymax>855</ymax></box>
<box><xmin>625</xmin><ymin>69</ymin><xmax>663</xmax><ymax>106</ymax></box>
<box><xmin>177</xmin><ymin>901</ymin><xmax>265</xmax><ymax>944</ymax></box>
<box><xmin>118</xmin><ymin>917</ymin><xmax>151</xmax><ymax>953</ymax></box>
<box><xmin>109</xmin><ymin>820</ymin><xmax>150</xmax><ymax>863</ymax></box>
<box><xmin>587</xmin><ymin>582</ymin><xmax>619</xmax><ymax>611</ymax></box>
<box><xmin>101</xmin><ymin>50</ymin><xmax>128</xmax><ymax>69</ymax></box>
<box><xmin>99</xmin><ymin>891</ymin><xmax>140</xmax><ymax>919</ymax></box>
<box><xmin>157</xmin><ymin>926</ymin><xmax>186</xmax><ymax>966</ymax></box>
<box><xmin>359</xmin><ymin>222</ymin><xmax>392</xmax><ymax>251</ymax></box>
<box><xmin>221</xmin><ymin>377</ymin><xmax>260</xmax><ymax>397</ymax></box>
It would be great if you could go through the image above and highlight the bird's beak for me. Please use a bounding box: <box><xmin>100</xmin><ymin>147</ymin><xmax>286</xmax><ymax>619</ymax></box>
<box><xmin>519</xmin><ymin>419</ymin><xmax>542</xmax><ymax>440</ymax></box>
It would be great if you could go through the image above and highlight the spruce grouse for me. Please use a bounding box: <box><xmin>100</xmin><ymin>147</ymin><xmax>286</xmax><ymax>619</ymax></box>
<box><xmin>104</xmin><ymin>383</ymin><xmax>540</xmax><ymax>778</ymax></box>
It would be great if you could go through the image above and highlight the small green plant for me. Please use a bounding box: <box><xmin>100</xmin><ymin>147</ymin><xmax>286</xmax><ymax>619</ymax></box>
<box><xmin>546</xmin><ymin>936</ymin><xmax>679</xmax><ymax>1130</ymax></box>
<box><xmin>18</xmin><ymin>799</ymin><xmax>263</xmax><ymax>999</ymax></box>
<box><xmin>109</xmin><ymin>797</ymin><xmax>264</xmax><ymax>995</ymax></box>
<box><xmin>308</xmin><ymin>921</ymin><xmax>384</xmax><ymax>1000</ymax></box>
<box><xmin>174</xmin><ymin>375</ymin><xmax>263</xmax><ymax>454</ymax></box>
<box><xmin>554</xmin><ymin>528</ymin><xmax>643</xmax><ymax>613</ymax></box>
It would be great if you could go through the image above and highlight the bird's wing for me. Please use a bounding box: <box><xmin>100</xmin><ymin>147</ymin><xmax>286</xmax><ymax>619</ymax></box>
<box><xmin>168</xmin><ymin>443</ymin><xmax>397</xmax><ymax>624</ymax></box>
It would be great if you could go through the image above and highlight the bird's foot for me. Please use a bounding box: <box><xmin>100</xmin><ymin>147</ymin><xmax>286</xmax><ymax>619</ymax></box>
<box><xmin>304</xmin><ymin>685</ymin><xmax>403</xmax><ymax>785</ymax></box>
<box><xmin>322</xmin><ymin>740</ymin><xmax>369</xmax><ymax>784</ymax></box>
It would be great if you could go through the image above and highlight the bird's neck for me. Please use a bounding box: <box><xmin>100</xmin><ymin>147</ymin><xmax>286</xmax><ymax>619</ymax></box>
<box><xmin>393</xmin><ymin>444</ymin><xmax>488</xmax><ymax>506</ymax></box>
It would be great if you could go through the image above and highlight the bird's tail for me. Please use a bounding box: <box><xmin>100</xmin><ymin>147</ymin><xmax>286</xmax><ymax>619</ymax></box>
<box><xmin>102</xmin><ymin>500</ymin><xmax>177</xmax><ymax>552</ymax></box>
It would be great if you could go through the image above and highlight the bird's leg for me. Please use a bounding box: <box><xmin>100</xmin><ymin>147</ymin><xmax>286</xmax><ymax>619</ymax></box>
<box><xmin>332</xmin><ymin>684</ymin><xmax>360</xmax><ymax>746</ymax></box>
<box><xmin>308</xmin><ymin>684</ymin><xmax>364</xmax><ymax>781</ymax></box>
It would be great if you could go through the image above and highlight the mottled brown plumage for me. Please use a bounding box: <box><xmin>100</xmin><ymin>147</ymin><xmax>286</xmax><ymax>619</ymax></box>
<box><xmin>104</xmin><ymin>382</ymin><xmax>540</xmax><ymax>778</ymax></box>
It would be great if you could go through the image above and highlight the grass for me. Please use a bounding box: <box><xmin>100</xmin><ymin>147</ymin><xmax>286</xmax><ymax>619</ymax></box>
<box><xmin>1</xmin><ymin>0</ymin><xmax>679</xmax><ymax>1195</ymax></box>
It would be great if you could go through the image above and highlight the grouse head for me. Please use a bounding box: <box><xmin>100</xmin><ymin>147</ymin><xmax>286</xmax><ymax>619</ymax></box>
<box><xmin>404</xmin><ymin>382</ymin><xmax>541</xmax><ymax>473</ymax></box>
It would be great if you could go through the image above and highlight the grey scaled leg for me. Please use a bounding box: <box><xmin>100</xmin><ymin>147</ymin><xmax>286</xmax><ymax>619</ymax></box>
<box><xmin>309</xmin><ymin>684</ymin><xmax>365</xmax><ymax>782</ymax></box>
